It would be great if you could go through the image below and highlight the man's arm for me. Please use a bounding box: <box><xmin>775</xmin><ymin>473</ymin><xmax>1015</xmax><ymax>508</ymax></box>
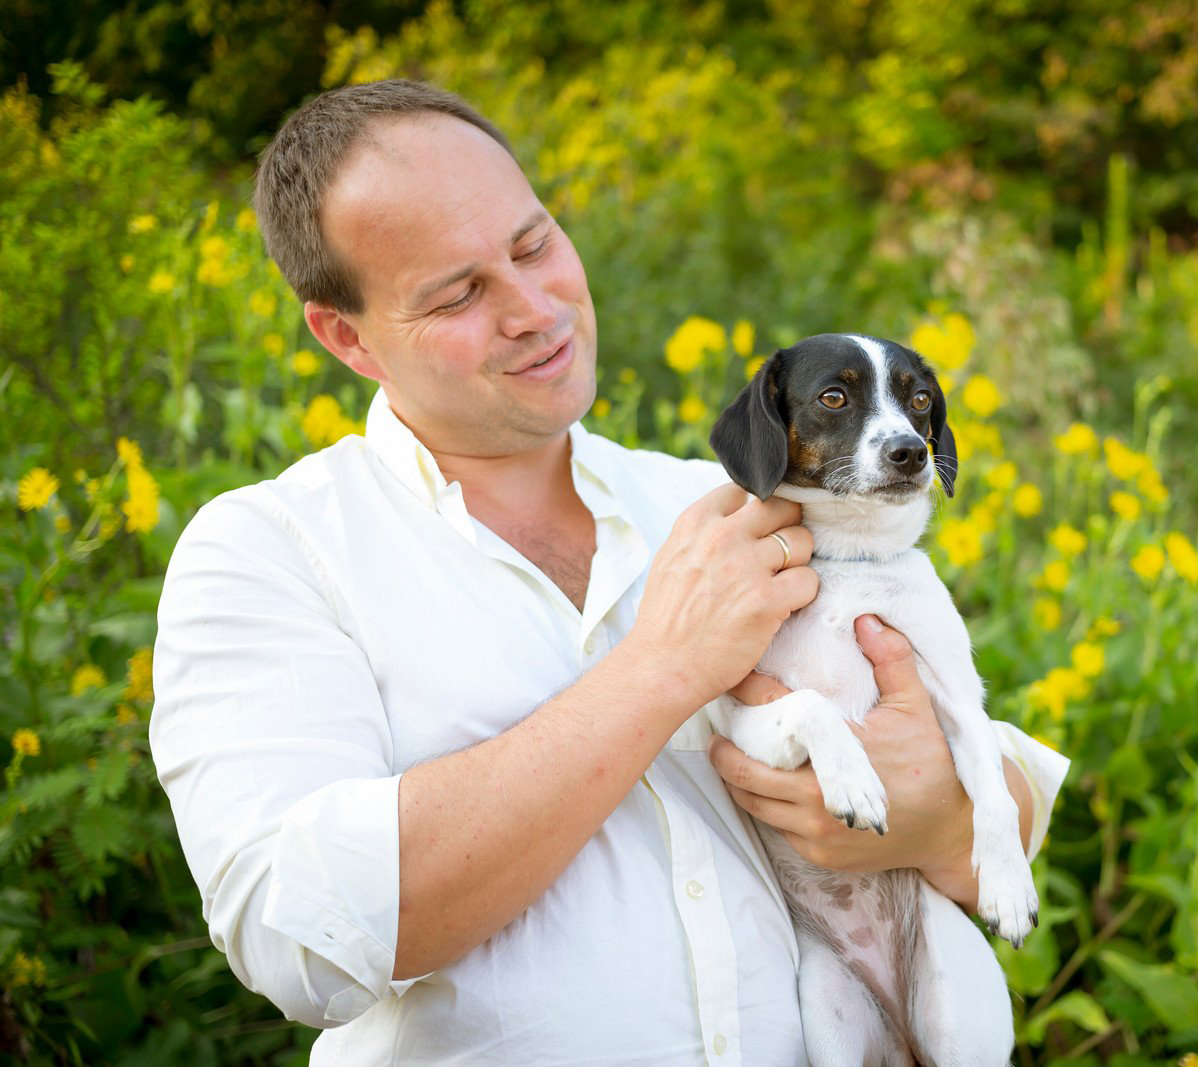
<box><xmin>392</xmin><ymin>484</ymin><xmax>817</xmax><ymax>979</ymax></box>
<box><xmin>708</xmin><ymin>616</ymin><xmax>1059</xmax><ymax>913</ymax></box>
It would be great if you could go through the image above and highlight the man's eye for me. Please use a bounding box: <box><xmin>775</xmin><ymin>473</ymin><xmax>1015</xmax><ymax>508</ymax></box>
<box><xmin>436</xmin><ymin>284</ymin><xmax>477</xmax><ymax>313</ymax></box>
<box><xmin>912</xmin><ymin>391</ymin><xmax>931</xmax><ymax>412</ymax></box>
<box><xmin>819</xmin><ymin>389</ymin><xmax>847</xmax><ymax>410</ymax></box>
<box><xmin>518</xmin><ymin>237</ymin><xmax>550</xmax><ymax>261</ymax></box>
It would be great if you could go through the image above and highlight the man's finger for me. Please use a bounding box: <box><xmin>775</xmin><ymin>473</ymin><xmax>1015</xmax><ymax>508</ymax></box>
<box><xmin>728</xmin><ymin>671</ymin><xmax>792</xmax><ymax>706</ymax></box>
<box><xmin>854</xmin><ymin>615</ymin><xmax>924</xmax><ymax>706</ymax></box>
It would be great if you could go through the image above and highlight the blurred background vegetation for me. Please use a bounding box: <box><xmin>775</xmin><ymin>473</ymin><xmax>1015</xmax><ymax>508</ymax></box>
<box><xmin>2</xmin><ymin>1</ymin><xmax>1197</xmax><ymax>1063</ymax></box>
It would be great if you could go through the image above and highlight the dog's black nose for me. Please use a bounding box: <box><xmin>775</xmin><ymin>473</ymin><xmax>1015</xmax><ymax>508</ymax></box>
<box><xmin>884</xmin><ymin>435</ymin><xmax>929</xmax><ymax>476</ymax></box>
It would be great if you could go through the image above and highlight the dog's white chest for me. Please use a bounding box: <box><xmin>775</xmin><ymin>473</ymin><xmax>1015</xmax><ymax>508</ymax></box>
<box><xmin>757</xmin><ymin>552</ymin><xmax>933</xmax><ymax>723</ymax></box>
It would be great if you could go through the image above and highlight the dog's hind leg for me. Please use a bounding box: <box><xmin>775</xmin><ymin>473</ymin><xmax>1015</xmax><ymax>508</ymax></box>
<box><xmin>909</xmin><ymin>883</ymin><xmax>1014</xmax><ymax>1067</ymax></box>
<box><xmin>797</xmin><ymin>932</ymin><xmax>913</xmax><ymax>1067</ymax></box>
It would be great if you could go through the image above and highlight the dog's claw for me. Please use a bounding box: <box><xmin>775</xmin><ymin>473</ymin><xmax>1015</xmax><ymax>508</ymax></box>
<box><xmin>845</xmin><ymin>812</ymin><xmax>855</xmax><ymax>829</ymax></box>
<box><xmin>1031</xmin><ymin>910</ymin><xmax>1039</xmax><ymax>929</ymax></box>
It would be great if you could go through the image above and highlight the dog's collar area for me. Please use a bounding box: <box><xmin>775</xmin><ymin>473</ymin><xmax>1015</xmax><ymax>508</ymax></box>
<box><xmin>810</xmin><ymin>548</ymin><xmax>916</xmax><ymax>565</ymax></box>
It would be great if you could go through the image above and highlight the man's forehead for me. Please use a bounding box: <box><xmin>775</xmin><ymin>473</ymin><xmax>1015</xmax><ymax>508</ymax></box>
<box><xmin>321</xmin><ymin>114</ymin><xmax>540</xmax><ymax>301</ymax></box>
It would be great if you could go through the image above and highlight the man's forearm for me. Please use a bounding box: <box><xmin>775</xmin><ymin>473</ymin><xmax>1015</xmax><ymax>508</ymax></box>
<box><xmin>392</xmin><ymin>638</ymin><xmax>697</xmax><ymax>980</ymax></box>
<box><xmin>919</xmin><ymin>756</ymin><xmax>1035</xmax><ymax>913</ymax></box>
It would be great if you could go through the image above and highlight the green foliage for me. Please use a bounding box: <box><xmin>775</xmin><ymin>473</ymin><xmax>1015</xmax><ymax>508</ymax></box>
<box><xmin>3</xmin><ymin>8</ymin><xmax>1198</xmax><ymax>1064</ymax></box>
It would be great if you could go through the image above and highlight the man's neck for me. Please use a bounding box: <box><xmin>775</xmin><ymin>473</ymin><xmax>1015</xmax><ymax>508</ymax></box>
<box><xmin>434</xmin><ymin>433</ymin><xmax>578</xmax><ymax>522</ymax></box>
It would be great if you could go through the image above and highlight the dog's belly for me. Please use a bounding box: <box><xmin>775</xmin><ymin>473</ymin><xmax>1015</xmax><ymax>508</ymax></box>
<box><xmin>758</xmin><ymin>560</ymin><xmax>911</xmax><ymax>720</ymax></box>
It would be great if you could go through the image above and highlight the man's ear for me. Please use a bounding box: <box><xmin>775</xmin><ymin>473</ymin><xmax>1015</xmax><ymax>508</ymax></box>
<box><xmin>927</xmin><ymin>373</ymin><xmax>958</xmax><ymax>497</ymax></box>
<box><xmin>304</xmin><ymin>302</ymin><xmax>387</xmax><ymax>383</ymax></box>
<box><xmin>709</xmin><ymin>351</ymin><xmax>790</xmax><ymax>500</ymax></box>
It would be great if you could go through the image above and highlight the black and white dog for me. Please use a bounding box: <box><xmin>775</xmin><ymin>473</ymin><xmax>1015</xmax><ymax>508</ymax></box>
<box><xmin>708</xmin><ymin>333</ymin><xmax>1036</xmax><ymax>1066</ymax></box>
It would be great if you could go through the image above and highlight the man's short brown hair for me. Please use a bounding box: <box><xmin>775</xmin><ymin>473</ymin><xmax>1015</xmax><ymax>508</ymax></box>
<box><xmin>253</xmin><ymin>80</ymin><xmax>514</xmax><ymax>313</ymax></box>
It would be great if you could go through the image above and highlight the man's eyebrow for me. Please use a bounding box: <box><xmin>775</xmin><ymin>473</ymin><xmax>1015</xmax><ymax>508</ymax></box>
<box><xmin>411</xmin><ymin>210</ymin><xmax>552</xmax><ymax>306</ymax></box>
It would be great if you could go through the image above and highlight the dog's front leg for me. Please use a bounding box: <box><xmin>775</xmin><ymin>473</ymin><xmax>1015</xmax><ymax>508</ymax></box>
<box><xmin>894</xmin><ymin>582</ymin><xmax>1039</xmax><ymax>946</ymax></box>
<box><xmin>708</xmin><ymin>690</ymin><xmax>890</xmax><ymax>834</ymax></box>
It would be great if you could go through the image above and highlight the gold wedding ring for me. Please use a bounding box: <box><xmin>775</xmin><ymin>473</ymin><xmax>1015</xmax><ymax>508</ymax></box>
<box><xmin>769</xmin><ymin>532</ymin><xmax>791</xmax><ymax>571</ymax></box>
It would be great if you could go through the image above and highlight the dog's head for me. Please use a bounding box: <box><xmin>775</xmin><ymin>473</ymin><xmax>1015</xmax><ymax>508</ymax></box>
<box><xmin>710</xmin><ymin>333</ymin><xmax>958</xmax><ymax>502</ymax></box>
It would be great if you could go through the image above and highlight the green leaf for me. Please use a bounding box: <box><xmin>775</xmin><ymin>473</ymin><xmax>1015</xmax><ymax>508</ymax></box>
<box><xmin>1105</xmin><ymin>744</ymin><xmax>1153</xmax><ymax>798</ymax></box>
<box><xmin>1098</xmin><ymin>949</ymin><xmax>1198</xmax><ymax>1031</ymax></box>
<box><xmin>89</xmin><ymin>612</ymin><xmax>156</xmax><ymax>646</ymax></box>
<box><xmin>1023</xmin><ymin>990</ymin><xmax>1111</xmax><ymax>1045</ymax></box>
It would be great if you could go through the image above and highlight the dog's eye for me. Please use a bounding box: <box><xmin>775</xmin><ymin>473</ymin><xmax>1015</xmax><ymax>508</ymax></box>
<box><xmin>911</xmin><ymin>391</ymin><xmax>931</xmax><ymax>413</ymax></box>
<box><xmin>819</xmin><ymin>389</ymin><xmax>847</xmax><ymax>410</ymax></box>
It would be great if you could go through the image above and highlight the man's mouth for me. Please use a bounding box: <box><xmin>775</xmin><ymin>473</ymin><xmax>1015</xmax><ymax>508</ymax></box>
<box><xmin>508</xmin><ymin>338</ymin><xmax>574</xmax><ymax>379</ymax></box>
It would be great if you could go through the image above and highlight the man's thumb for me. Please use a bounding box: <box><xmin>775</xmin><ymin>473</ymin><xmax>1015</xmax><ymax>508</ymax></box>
<box><xmin>854</xmin><ymin>614</ymin><xmax>923</xmax><ymax>707</ymax></box>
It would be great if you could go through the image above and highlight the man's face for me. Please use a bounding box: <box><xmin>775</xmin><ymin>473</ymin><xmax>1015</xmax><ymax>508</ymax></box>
<box><xmin>317</xmin><ymin>115</ymin><xmax>598</xmax><ymax>457</ymax></box>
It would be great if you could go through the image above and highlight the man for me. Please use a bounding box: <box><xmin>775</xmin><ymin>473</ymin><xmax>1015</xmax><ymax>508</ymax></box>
<box><xmin>151</xmin><ymin>80</ymin><xmax>1067</xmax><ymax>1064</ymax></box>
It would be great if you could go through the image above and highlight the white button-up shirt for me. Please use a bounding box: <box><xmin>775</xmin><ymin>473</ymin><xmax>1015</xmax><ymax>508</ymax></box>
<box><xmin>151</xmin><ymin>388</ymin><xmax>1069</xmax><ymax>1066</ymax></box>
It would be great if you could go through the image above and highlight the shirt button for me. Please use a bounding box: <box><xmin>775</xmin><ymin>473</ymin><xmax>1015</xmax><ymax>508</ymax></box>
<box><xmin>583</xmin><ymin>637</ymin><xmax>596</xmax><ymax>655</ymax></box>
<box><xmin>685</xmin><ymin>879</ymin><xmax>704</xmax><ymax>900</ymax></box>
<box><xmin>713</xmin><ymin>1034</ymin><xmax>727</xmax><ymax>1056</ymax></box>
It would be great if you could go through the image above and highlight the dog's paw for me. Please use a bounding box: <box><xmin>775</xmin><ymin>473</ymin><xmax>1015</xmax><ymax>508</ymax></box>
<box><xmin>976</xmin><ymin>842</ymin><xmax>1039</xmax><ymax>947</ymax></box>
<box><xmin>812</xmin><ymin>743</ymin><xmax>889</xmax><ymax>835</ymax></box>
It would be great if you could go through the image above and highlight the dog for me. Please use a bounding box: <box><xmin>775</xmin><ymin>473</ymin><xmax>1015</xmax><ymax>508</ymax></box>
<box><xmin>706</xmin><ymin>333</ymin><xmax>1037</xmax><ymax>1066</ymax></box>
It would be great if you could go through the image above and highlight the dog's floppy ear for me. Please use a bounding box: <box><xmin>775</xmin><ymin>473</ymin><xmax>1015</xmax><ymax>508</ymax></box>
<box><xmin>927</xmin><ymin>373</ymin><xmax>959</xmax><ymax>498</ymax></box>
<box><xmin>710</xmin><ymin>351</ymin><xmax>789</xmax><ymax>500</ymax></box>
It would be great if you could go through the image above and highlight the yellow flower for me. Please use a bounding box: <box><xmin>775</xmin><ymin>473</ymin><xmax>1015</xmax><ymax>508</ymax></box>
<box><xmin>148</xmin><ymin>270</ymin><xmax>175</xmax><ymax>294</ymax></box>
<box><xmin>1087</xmin><ymin>616</ymin><xmax>1122</xmax><ymax>639</ymax></box>
<box><xmin>968</xmin><ymin>493</ymin><xmax>1002</xmax><ymax>534</ymax></box>
<box><xmin>664</xmin><ymin>316</ymin><xmax>726</xmax><ymax>374</ymax></box>
<box><xmin>236</xmin><ymin>207</ymin><xmax>257</xmax><ymax>232</ymax></box>
<box><xmin>732</xmin><ymin>319</ymin><xmax>755</xmax><ymax>358</ymax></box>
<box><xmin>1054</xmin><ymin>422</ymin><xmax>1098</xmax><ymax>456</ymax></box>
<box><xmin>1071</xmin><ymin>641</ymin><xmax>1105</xmax><ymax>678</ymax></box>
<box><xmin>617</xmin><ymin>368</ymin><xmax>637</xmax><ymax>385</ymax></box>
<box><xmin>1138</xmin><ymin>467</ymin><xmax>1168</xmax><ymax>505</ymax></box>
<box><xmin>123</xmin><ymin>647</ymin><xmax>154</xmax><ymax>702</ymax></box>
<box><xmin>961</xmin><ymin>375</ymin><xmax>1002</xmax><ymax>417</ymax></box>
<box><xmin>123</xmin><ymin>464</ymin><xmax>160</xmax><ymax>533</ymax></box>
<box><xmin>11</xmin><ymin>728</ymin><xmax>41</xmax><ymax>757</ymax></box>
<box><xmin>197</xmin><ymin>257</ymin><xmax>234</xmax><ymax>287</ymax></box>
<box><xmin>1166</xmin><ymin>531</ymin><xmax>1198</xmax><ymax>584</ymax></box>
<box><xmin>116</xmin><ymin>436</ymin><xmax>144</xmax><ymax>468</ymax></box>
<box><xmin>71</xmin><ymin>664</ymin><xmax>107</xmax><ymax>696</ymax></box>
<box><xmin>909</xmin><ymin>313</ymin><xmax>974</xmax><ymax>371</ymax></box>
<box><xmin>263</xmin><ymin>332</ymin><xmax>285</xmax><ymax>358</ymax></box>
<box><xmin>937</xmin><ymin>518</ymin><xmax>984</xmax><ymax>567</ymax></box>
<box><xmin>128</xmin><ymin>214</ymin><xmax>158</xmax><ymax>234</ymax></box>
<box><xmin>201</xmin><ymin>200</ymin><xmax>219</xmax><ymax>231</ymax></box>
<box><xmin>1041</xmin><ymin>560</ymin><xmax>1070</xmax><ymax>592</ymax></box>
<box><xmin>1103</xmin><ymin>437</ymin><xmax>1149</xmax><ymax>481</ymax></box>
<box><xmin>1109</xmin><ymin>490</ymin><xmax>1141</xmax><ymax>521</ymax></box>
<box><xmin>590</xmin><ymin>397</ymin><xmax>611</xmax><ymax>419</ymax></box>
<box><xmin>678</xmin><ymin>395</ymin><xmax>709</xmax><ymax>424</ymax></box>
<box><xmin>116</xmin><ymin>703</ymin><xmax>139</xmax><ymax>725</ymax></box>
<box><xmin>1049</xmin><ymin>523</ymin><xmax>1086</xmax><ymax>557</ymax></box>
<box><xmin>120</xmin><ymin>254</ymin><xmax>135</xmax><ymax>273</ymax></box>
<box><xmin>1012</xmin><ymin>483</ymin><xmax>1043</xmax><ymax>517</ymax></box>
<box><xmin>952</xmin><ymin>420</ymin><xmax>1003</xmax><ymax>462</ymax></box>
<box><xmin>18</xmin><ymin>467</ymin><xmax>59</xmax><ymax>510</ymax></box>
<box><xmin>291</xmin><ymin>349</ymin><xmax>319</xmax><ymax>376</ymax></box>
<box><xmin>1029</xmin><ymin>666</ymin><xmax>1090</xmax><ymax>722</ymax></box>
<box><xmin>985</xmin><ymin>461</ymin><xmax>1017</xmax><ymax>491</ymax></box>
<box><xmin>1131</xmin><ymin>544</ymin><xmax>1165</xmax><ymax>582</ymax></box>
<box><xmin>200</xmin><ymin>235</ymin><xmax>230</xmax><ymax>261</ymax></box>
<box><xmin>302</xmin><ymin>395</ymin><xmax>360</xmax><ymax>447</ymax></box>
<box><xmin>7</xmin><ymin>951</ymin><xmax>46</xmax><ymax>988</ymax></box>
<box><xmin>249</xmin><ymin>289</ymin><xmax>278</xmax><ymax>318</ymax></box>
<box><xmin>1179</xmin><ymin>1054</ymin><xmax>1198</xmax><ymax>1067</ymax></box>
<box><xmin>54</xmin><ymin>515</ymin><xmax>71</xmax><ymax>534</ymax></box>
<box><xmin>1032</xmin><ymin>597</ymin><xmax>1062</xmax><ymax>631</ymax></box>
<box><xmin>745</xmin><ymin>356</ymin><xmax>765</xmax><ymax>380</ymax></box>
<box><xmin>938</xmin><ymin>372</ymin><xmax>955</xmax><ymax>394</ymax></box>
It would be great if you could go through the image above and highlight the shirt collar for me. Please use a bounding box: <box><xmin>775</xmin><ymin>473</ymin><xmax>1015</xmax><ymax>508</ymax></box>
<box><xmin>363</xmin><ymin>387</ymin><xmax>624</xmax><ymax>521</ymax></box>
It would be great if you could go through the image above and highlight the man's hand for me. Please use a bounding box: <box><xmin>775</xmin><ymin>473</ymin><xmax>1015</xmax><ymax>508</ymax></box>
<box><xmin>625</xmin><ymin>483</ymin><xmax>817</xmax><ymax>712</ymax></box>
<box><xmin>708</xmin><ymin>615</ymin><xmax>1033</xmax><ymax>911</ymax></box>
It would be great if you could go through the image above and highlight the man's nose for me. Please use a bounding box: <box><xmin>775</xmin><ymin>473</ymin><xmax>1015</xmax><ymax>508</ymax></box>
<box><xmin>883</xmin><ymin>434</ymin><xmax>928</xmax><ymax>476</ymax></box>
<box><xmin>498</xmin><ymin>269</ymin><xmax>557</xmax><ymax>338</ymax></box>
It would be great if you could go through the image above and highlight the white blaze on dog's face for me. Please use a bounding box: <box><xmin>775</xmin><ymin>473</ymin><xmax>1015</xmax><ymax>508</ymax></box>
<box><xmin>709</xmin><ymin>333</ymin><xmax>958</xmax><ymax>502</ymax></box>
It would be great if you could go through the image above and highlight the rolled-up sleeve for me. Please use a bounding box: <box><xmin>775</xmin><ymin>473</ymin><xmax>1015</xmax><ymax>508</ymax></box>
<box><xmin>992</xmin><ymin>720</ymin><xmax>1070</xmax><ymax>861</ymax></box>
<box><xmin>150</xmin><ymin>489</ymin><xmax>406</xmax><ymax>1028</ymax></box>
